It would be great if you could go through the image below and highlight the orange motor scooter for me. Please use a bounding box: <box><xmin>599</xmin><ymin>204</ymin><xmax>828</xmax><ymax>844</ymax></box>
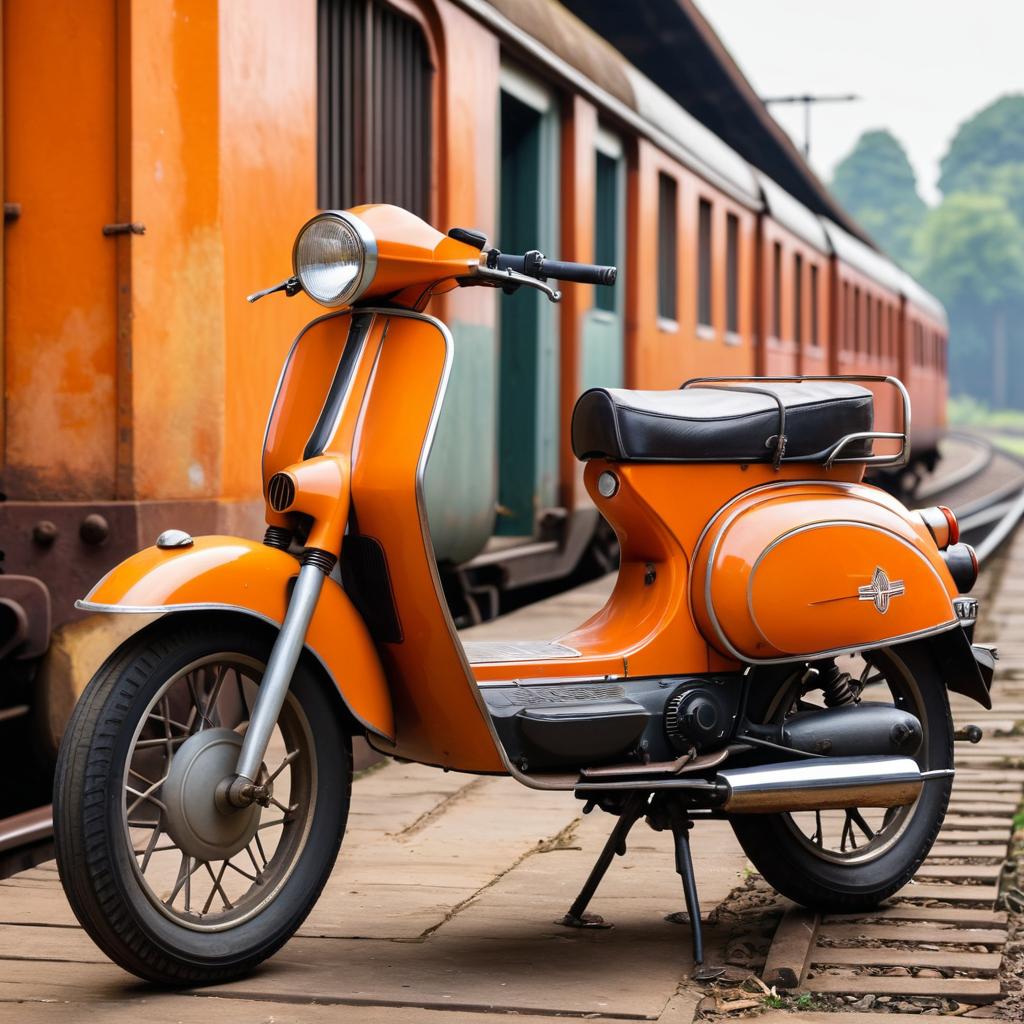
<box><xmin>55</xmin><ymin>205</ymin><xmax>994</xmax><ymax>986</ymax></box>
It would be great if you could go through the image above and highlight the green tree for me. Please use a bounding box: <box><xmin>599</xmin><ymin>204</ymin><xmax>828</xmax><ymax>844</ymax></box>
<box><xmin>916</xmin><ymin>193</ymin><xmax>1024</xmax><ymax>406</ymax></box>
<box><xmin>939</xmin><ymin>94</ymin><xmax>1024</xmax><ymax>196</ymax></box>
<box><xmin>831</xmin><ymin>129</ymin><xmax>927</xmax><ymax>267</ymax></box>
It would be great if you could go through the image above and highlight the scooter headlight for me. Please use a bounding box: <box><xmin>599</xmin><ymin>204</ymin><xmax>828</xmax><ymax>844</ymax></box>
<box><xmin>292</xmin><ymin>211</ymin><xmax>377</xmax><ymax>307</ymax></box>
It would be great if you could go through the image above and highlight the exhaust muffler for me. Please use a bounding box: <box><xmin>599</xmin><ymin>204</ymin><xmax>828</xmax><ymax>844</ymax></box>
<box><xmin>718</xmin><ymin>755</ymin><xmax>950</xmax><ymax>813</ymax></box>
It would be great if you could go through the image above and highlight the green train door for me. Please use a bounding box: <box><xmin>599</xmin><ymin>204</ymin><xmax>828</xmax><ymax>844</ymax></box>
<box><xmin>496</xmin><ymin>68</ymin><xmax>560</xmax><ymax>538</ymax></box>
<box><xmin>581</xmin><ymin>127</ymin><xmax>625</xmax><ymax>392</ymax></box>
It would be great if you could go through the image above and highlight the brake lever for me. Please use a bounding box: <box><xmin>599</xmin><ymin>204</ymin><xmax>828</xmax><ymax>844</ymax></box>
<box><xmin>247</xmin><ymin>276</ymin><xmax>301</xmax><ymax>304</ymax></box>
<box><xmin>464</xmin><ymin>264</ymin><xmax>562</xmax><ymax>303</ymax></box>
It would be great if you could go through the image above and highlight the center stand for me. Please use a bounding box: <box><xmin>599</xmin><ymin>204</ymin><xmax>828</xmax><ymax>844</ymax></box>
<box><xmin>557</xmin><ymin>790</ymin><xmax>725</xmax><ymax>980</ymax></box>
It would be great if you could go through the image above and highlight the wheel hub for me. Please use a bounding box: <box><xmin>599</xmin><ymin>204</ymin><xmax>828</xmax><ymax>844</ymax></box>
<box><xmin>162</xmin><ymin>728</ymin><xmax>265</xmax><ymax>862</ymax></box>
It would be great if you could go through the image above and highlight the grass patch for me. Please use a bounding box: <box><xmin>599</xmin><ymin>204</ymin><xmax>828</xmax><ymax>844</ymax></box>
<box><xmin>992</xmin><ymin>433</ymin><xmax>1024</xmax><ymax>457</ymax></box>
<box><xmin>949</xmin><ymin>395</ymin><xmax>1024</xmax><ymax>433</ymax></box>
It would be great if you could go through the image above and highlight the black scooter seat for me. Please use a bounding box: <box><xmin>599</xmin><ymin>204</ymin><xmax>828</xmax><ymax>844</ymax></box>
<box><xmin>571</xmin><ymin>381</ymin><xmax>874</xmax><ymax>463</ymax></box>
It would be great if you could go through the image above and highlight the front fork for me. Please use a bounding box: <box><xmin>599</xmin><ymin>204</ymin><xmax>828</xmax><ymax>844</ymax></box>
<box><xmin>221</xmin><ymin>554</ymin><xmax>332</xmax><ymax>808</ymax></box>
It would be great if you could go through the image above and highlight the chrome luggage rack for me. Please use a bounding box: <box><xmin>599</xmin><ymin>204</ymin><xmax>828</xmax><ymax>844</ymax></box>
<box><xmin>680</xmin><ymin>374</ymin><xmax>911</xmax><ymax>470</ymax></box>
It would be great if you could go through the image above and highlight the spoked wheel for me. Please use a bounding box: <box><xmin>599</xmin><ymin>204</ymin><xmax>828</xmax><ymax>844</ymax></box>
<box><xmin>54</xmin><ymin>614</ymin><xmax>351</xmax><ymax>985</ymax></box>
<box><xmin>729</xmin><ymin>642</ymin><xmax>953</xmax><ymax>912</ymax></box>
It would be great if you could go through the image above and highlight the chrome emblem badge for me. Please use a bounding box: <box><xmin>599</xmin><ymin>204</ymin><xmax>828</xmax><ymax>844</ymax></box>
<box><xmin>858</xmin><ymin>566</ymin><xmax>906</xmax><ymax>614</ymax></box>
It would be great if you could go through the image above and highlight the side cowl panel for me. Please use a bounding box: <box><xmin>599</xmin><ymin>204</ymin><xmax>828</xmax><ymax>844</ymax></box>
<box><xmin>77</xmin><ymin>535</ymin><xmax>395</xmax><ymax>740</ymax></box>
<box><xmin>691</xmin><ymin>482</ymin><xmax>959</xmax><ymax>663</ymax></box>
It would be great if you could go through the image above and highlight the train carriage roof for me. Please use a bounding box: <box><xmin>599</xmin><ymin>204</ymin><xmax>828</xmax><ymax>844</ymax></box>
<box><xmin>473</xmin><ymin>0</ymin><xmax>761</xmax><ymax>206</ymax></box>
<box><xmin>469</xmin><ymin>0</ymin><xmax>947</xmax><ymax>323</ymax></box>
<box><xmin>755</xmin><ymin>172</ymin><xmax>829</xmax><ymax>252</ymax></box>
<box><xmin>624</xmin><ymin>67</ymin><xmax>760</xmax><ymax>204</ymax></box>
<box><xmin>820</xmin><ymin>219</ymin><xmax>906</xmax><ymax>295</ymax></box>
<box><xmin>899</xmin><ymin>271</ymin><xmax>949</xmax><ymax>327</ymax></box>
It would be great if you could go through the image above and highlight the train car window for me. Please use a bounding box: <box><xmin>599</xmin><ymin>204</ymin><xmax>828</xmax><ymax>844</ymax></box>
<box><xmin>698</xmin><ymin>198</ymin><xmax>713</xmax><ymax>328</ymax></box>
<box><xmin>594</xmin><ymin>151</ymin><xmax>618</xmax><ymax>314</ymax></box>
<box><xmin>657</xmin><ymin>173</ymin><xmax>678</xmax><ymax>322</ymax></box>
<box><xmin>876</xmin><ymin>302</ymin><xmax>883</xmax><ymax>359</ymax></box>
<box><xmin>317</xmin><ymin>0</ymin><xmax>433</xmax><ymax>217</ymax></box>
<box><xmin>889</xmin><ymin>306</ymin><xmax>896</xmax><ymax>359</ymax></box>
<box><xmin>853</xmin><ymin>286</ymin><xmax>861</xmax><ymax>353</ymax></box>
<box><xmin>810</xmin><ymin>264</ymin><xmax>820</xmax><ymax>347</ymax></box>
<box><xmin>843</xmin><ymin>281</ymin><xmax>851</xmax><ymax>350</ymax></box>
<box><xmin>865</xmin><ymin>294</ymin><xmax>873</xmax><ymax>356</ymax></box>
<box><xmin>793</xmin><ymin>253</ymin><xmax>803</xmax><ymax>347</ymax></box>
<box><xmin>772</xmin><ymin>241</ymin><xmax>782</xmax><ymax>339</ymax></box>
<box><xmin>726</xmin><ymin>213</ymin><xmax>739</xmax><ymax>334</ymax></box>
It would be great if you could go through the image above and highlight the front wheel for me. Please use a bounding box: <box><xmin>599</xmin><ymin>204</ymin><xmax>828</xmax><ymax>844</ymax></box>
<box><xmin>729</xmin><ymin>642</ymin><xmax>953</xmax><ymax>913</ymax></box>
<box><xmin>54</xmin><ymin>613</ymin><xmax>351</xmax><ymax>985</ymax></box>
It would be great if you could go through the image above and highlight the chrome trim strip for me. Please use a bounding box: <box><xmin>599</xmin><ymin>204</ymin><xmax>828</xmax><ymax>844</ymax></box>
<box><xmin>476</xmin><ymin>674</ymin><xmax>623</xmax><ymax>690</ymax></box>
<box><xmin>75</xmin><ymin>598</ymin><xmax>392</xmax><ymax>742</ymax></box>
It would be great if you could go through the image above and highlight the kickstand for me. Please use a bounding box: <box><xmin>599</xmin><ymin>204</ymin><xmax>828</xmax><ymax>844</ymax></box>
<box><xmin>557</xmin><ymin>791</ymin><xmax>648</xmax><ymax>929</ymax></box>
<box><xmin>668</xmin><ymin>804</ymin><xmax>725</xmax><ymax>982</ymax></box>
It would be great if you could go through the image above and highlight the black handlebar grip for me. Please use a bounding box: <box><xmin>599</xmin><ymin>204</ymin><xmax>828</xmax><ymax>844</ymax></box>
<box><xmin>492</xmin><ymin>253</ymin><xmax>617</xmax><ymax>286</ymax></box>
<box><xmin>540</xmin><ymin>258</ymin><xmax>617</xmax><ymax>286</ymax></box>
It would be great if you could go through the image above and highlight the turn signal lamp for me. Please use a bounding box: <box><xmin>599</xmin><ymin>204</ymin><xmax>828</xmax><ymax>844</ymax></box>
<box><xmin>915</xmin><ymin>505</ymin><xmax>959</xmax><ymax>549</ymax></box>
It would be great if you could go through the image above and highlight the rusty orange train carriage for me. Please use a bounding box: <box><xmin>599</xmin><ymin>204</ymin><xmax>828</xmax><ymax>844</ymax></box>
<box><xmin>0</xmin><ymin>0</ymin><xmax>946</xmax><ymax>813</ymax></box>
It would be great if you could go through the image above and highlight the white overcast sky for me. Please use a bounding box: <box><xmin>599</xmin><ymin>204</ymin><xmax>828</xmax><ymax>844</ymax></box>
<box><xmin>697</xmin><ymin>0</ymin><xmax>1024</xmax><ymax>204</ymax></box>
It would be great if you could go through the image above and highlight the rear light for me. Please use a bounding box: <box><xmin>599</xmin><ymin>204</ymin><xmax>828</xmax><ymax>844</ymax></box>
<box><xmin>943</xmin><ymin>543</ymin><xmax>978</xmax><ymax>594</ymax></box>
<box><xmin>916</xmin><ymin>505</ymin><xmax>959</xmax><ymax>549</ymax></box>
<box><xmin>939</xmin><ymin>506</ymin><xmax>959</xmax><ymax>545</ymax></box>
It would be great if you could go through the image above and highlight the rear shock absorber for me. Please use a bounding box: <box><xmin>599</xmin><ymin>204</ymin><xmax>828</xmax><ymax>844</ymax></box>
<box><xmin>816</xmin><ymin>660</ymin><xmax>858</xmax><ymax>707</ymax></box>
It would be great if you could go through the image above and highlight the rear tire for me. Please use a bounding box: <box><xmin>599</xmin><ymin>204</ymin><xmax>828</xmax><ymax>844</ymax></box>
<box><xmin>54</xmin><ymin>613</ymin><xmax>351</xmax><ymax>985</ymax></box>
<box><xmin>729</xmin><ymin>643</ymin><xmax>953</xmax><ymax>913</ymax></box>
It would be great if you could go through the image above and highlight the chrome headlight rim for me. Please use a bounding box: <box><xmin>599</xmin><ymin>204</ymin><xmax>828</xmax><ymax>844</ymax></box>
<box><xmin>291</xmin><ymin>210</ymin><xmax>378</xmax><ymax>308</ymax></box>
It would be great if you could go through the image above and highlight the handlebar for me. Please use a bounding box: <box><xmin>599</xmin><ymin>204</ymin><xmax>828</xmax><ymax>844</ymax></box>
<box><xmin>492</xmin><ymin>250</ymin><xmax>617</xmax><ymax>287</ymax></box>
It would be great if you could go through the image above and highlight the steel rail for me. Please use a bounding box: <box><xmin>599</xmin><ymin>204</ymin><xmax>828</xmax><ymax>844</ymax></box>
<box><xmin>917</xmin><ymin>432</ymin><xmax>994</xmax><ymax>499</ymax></box>
<box><xmin>945</xmin><ymin>433</ymin><xmax>1024</xmax><ymax>566</ymax></box>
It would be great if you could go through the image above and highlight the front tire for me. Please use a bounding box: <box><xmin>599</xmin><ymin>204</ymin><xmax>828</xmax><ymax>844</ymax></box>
<box><xmin>54</xmin><ymin>613</ymin><xmax>351</xmax><ymax>985</ymax></box>
<box><xmin>729</xmin><ymin>642</ymin><xmax>953</xmax><ymax>913</ymax></box>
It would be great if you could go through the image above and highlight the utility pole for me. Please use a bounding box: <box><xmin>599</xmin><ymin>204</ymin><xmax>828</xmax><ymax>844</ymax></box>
<box><xmin>762</xmin><ymin>94</ymin><xmax>860</xmax><ymax>160</ymax></box>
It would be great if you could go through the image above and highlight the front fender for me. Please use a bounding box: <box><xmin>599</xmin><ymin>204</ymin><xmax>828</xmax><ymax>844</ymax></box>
<box><xmin>77</xmin><ymin>536</ymin><xmax>394</xmax><ymax>740</ymax></box>
<box><xmin>691</xmin><ymin>481</ymin><xmax>960</xmax><ymax>664</ymax></box>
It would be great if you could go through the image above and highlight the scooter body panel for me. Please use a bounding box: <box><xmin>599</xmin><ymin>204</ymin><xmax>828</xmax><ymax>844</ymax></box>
<box><xmin>77</xmin><ymin>536</ymin><xmax>395</xmax><ymax>740</ymax></box>
<box><xmin>690</xmin><ymin>480</ymin><xmax>959</xmax><ymax>662</ymax></box>
<box><xmin>346</xmin><ymin>309</ymin><xmax>507</xmax><ymax>773</ymax></box>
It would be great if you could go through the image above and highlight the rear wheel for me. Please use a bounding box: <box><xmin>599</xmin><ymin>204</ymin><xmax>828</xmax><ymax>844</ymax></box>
<box><xmin>54</xmin><ymin>614</ymin><xmax>351</xmax><ymax>985</ymax></box>
<box><xmin>729</xmin><ymin>642</ymin><xmax>953</xmax><ymax>912</ymax></box>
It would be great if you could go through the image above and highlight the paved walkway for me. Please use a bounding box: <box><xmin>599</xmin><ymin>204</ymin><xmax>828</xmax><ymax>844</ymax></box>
<box><xmin>0</xmin><ymin>575</ymin><xmax>750</xmax><ymax>1022</ymax></box>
